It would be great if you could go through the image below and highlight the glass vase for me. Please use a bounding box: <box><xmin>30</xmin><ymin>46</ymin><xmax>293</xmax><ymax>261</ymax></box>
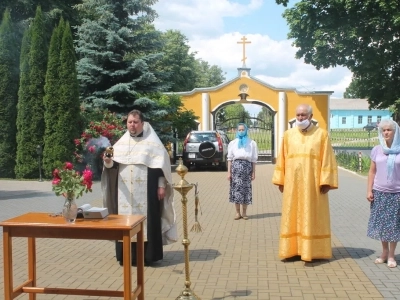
<box><xmin>62</xmin><ymin>196</ymin><xmax>78</xmax><ymax>223</ymax></box>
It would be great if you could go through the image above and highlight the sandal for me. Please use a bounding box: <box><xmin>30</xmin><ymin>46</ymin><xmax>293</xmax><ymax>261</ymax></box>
<box><xmin>387</xmin><ymin>259</ymin><xmax>397</xmax><ymax>268</ymax></box>
<box><xmin>375</xmin><ymin>257</ymin><xmax>387</xmax><ymax>264</ymax></box>
<box><xmin>234</xmin><ymin>214</ymin><xmax>242</xmax><ymax>220</ymax></box>
<box><xmin>242</xmin><ymin>215</ymin><xmax>249</xmax><ymax>220</ymax></box>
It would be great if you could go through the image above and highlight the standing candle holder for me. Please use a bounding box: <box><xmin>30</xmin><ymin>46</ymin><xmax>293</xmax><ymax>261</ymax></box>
<box><xmin>173</xmin><ymin>158</ymin><xmax>201</xmax><ymax>300</ymax></box>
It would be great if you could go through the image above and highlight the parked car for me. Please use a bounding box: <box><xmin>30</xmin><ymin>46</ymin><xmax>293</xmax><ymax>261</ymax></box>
<box><xmin>182</xmin><ymin>130</ymin><xmax>230</xmax><ymax>170</ymax></box>
<box><xmin>363</xmin><ymin>122</ymin><xmax>379</xmax><ymax>131</ymax></box>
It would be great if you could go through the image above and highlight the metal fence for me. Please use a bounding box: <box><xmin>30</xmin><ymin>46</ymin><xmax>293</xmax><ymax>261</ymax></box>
<box><xmin>330</xmin><ymin>128</ymin><xmax>379</xmax><ymax>150</ymax></box>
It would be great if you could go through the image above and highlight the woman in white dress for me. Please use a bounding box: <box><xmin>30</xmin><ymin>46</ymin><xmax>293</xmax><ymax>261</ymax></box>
<box><xmin>227</xmin><ymin>123</ymin><xmax>258</xmax><ymax>220</ymax></box>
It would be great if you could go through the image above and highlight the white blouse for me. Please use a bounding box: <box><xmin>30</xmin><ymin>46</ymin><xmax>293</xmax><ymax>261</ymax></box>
<box><xmin>227</xmin><ymin>138</ymin><xmax>258</xmax><ymax>163</ymax></box>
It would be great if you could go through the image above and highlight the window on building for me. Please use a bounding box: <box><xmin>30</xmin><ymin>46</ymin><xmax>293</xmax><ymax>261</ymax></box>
<box><xmin>368</xmin><ymin>116</ymin><xmax>372</xmax><ymax>123</ymax></box>
<box><xmin>377</xmin><ymin>116</ymin><xmax>382</xmax><ymax>123</ymax></box>
<box><xmin>358</xmin><ymin>116</ymin><xmax>362</xmax><ymax>124</ymax></box>
<box><xmin>342</xmin><ymin>117</ymin><xmax>346</xmax><ymax>124</ymax></box>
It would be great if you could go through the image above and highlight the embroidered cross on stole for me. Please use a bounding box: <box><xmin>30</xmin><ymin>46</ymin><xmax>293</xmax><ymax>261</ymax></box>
<box><xmin>118</xmin><ymin>164</ymin><xmax>148</xmax><ymax>241</ymax></box>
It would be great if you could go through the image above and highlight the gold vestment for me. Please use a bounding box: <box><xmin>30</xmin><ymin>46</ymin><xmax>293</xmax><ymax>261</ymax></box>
<box><xmin>272</xmin><ymin>126</ymin><xmax>338</xmax><ymax>261</ymax></box>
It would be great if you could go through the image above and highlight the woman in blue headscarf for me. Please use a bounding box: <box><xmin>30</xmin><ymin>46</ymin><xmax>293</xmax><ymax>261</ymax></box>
<box><xmin>367</xmin><ymin>119</ymin><xmax>400</xmax><ymax>268</ymax></box>
<box><xmin>227</xmin><ymin>123</ymin><xmax>258</xmax><ymax>220</ymax></box>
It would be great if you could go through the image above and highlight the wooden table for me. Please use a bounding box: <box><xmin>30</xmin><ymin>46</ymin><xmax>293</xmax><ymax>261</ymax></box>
<box><xmin>0</xmin><ymin>213</ymin><xmax>146</xmax><ymax>300</ymax></box>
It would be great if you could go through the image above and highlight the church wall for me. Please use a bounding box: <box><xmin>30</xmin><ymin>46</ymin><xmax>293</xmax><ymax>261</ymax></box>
<box><xmin>177</xmin><ymin>76</ymin><xmax>330</xmax><ymax>161</ymax></box>
<box><xmin>284</xmin><ymin>92</ymin><xmax>329</xmax><ymax>130</ymax></box>
<box><xmin>180</xmin><ymin>93</ymin><xmax>202</xmax><ymax>121</ymax></box>
<box><xmin>209</xmin><ymin>77</ymin><xmax>280</xmax><ymax>112</ymax></box>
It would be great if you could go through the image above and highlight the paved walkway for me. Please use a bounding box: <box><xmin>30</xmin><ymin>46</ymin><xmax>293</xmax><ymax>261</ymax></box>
<box><xmin>0</xmin><ymin>164</ymin><xmax>399</xmax><ymax>299</ymax></box>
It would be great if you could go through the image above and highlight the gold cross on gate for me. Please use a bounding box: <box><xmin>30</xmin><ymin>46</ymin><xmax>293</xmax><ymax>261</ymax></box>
<box><xmin>121</xmin><ymin>203</ymin><xmax>130</xmax><ymax>209</ymax></box>
<box><xmin>237</xmin><ymin>36</ymin><xmax>251</xmax><ymax>66</ymax></box>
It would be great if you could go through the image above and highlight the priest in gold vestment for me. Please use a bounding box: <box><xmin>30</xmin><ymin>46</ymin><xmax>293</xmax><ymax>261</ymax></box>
<box><xmin>272</xmin><ymin>104</ymin><xmax>338</xmax><ymax>261</ymax></box>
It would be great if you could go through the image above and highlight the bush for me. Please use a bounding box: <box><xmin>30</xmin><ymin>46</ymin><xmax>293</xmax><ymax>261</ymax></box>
<box><xmin>335</xmin><ymin>151</ymin><xmax>370</xmax><ymax>174</ymax></box>
<box><xmin>74</xmin><ymin>110</ymin><xmax>125</xmax><ymax>179</ymax></box>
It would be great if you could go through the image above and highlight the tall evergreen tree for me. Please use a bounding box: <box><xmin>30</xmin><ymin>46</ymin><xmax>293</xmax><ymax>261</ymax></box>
<box><xmin>75</xmin><ymin>0</ymin><xmax>167</xmax><ymax>114</ymax></box>
<box><xmin>15</xmin><ymin>24</ymin><xmax>32</xmax><ymax>177</ymax></box>
<box><xmin>0</xmin><ymin>9</ymin><xmax>19</xmax><ymax>178</ymax></box>
<box><xmin>15</xmin><ymin>6</ymin><xmax>48</xmax><ymax>178</ymax></box>
<box><xmin>54</xmin><ymin>21</ymin><xmax>81</xmax><ymax>165</ymax></box>
<box><xmin>43</xmin><ymin>18</ymin><xmax>64</xmax><ymax>177</ymax></box>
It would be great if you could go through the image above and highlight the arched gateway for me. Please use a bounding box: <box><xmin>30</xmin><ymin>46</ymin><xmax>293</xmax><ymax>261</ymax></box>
<box><xmin>174</xmin><ymin>66</ymin><xmax>333</xmax><ymax>163</ymax></box>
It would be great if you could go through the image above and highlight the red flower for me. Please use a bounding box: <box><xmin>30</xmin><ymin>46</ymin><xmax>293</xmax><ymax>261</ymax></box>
<box><xmin>74</xmin><ymin>139</ymin><xmax>81</xmax><ymax>146</ymax></box>
<box><xmin>52</xmin><ymin>168</ymin><xmax>60</xmax><ymax>179</ymax></box>
<box><xmin>64</xmin><ymin>162</ymin><xmax>73</xmax><ymax>170</ymax></box>
<box><xmin>82</xmin><ymin>168</ymin><xmax>93</xmax><ymax>189</ymax></box>
<box><xmin>82</xmin><ymin>168</ymin><xmax>93</xmax><ymax>181</ymax></box>
<box><xmin>88</xmin><ymin>145</ymin><xmax>96</xmax><ymax>153</ymax></box>
<box><xmin>52</xmin><ymin>163</ymin><xmax>93</xmax><ymax>199</ymax></box>
<box><xmin>52</xmin><ymin>178</ymin><xmax>61</xmax><ymax>185</ymax></box>
<box><xmin>84</xmin><ymin>180</ymin><xmax>93</xmax><ymax>189</ymax></box>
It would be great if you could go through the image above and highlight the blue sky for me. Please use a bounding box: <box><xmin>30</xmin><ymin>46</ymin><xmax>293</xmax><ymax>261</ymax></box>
<box><xmin>153</xmin><ymin>0</ymin><xmax>352</xmax><ymax>107</ymax></box>
<box><xmin>223</xmin><ymin>0</ymin><xmax>294</xmax><ymax>40</ymax></box>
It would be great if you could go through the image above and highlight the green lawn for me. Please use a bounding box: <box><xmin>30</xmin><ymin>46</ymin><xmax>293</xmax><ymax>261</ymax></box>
<box><xmin>330</xmin><ymin>129</ymin><xmax>379</xmax><ymax>148</ymax></box>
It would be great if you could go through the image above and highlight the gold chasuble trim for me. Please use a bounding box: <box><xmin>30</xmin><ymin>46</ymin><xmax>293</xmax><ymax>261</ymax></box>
<box><xmin>287</xmin><ymin>153</ymin><xmax>320</xmax><ymax>161</ymax></box>
<box><xmin>321</xmin><ymin>167</ymin><xmax>338</xmax><ymax>173</ymax></box>
<box><xmin>280</xmin><ymin>233</ymin><xmax>331</xmax><ymax>240</ymax></box>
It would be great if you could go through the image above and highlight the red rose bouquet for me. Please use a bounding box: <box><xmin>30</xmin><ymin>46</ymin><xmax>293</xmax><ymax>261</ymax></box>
<box><xmin>52</xmin><ymin>162</ymin><xmax>93</xmax><ymax>199</ymax></box>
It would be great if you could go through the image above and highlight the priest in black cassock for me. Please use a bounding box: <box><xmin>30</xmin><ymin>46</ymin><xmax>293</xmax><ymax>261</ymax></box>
<box><xmin>101</xmin><ymin>109</ymin><xmax>177</xmax><ymax>266</ymax></box>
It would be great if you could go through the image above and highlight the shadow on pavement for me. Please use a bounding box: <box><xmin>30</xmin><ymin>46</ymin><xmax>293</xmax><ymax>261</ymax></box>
<box><xmin>212</xmin><ymin>289</ymin><xmax>253</xmax><ymax>299</ymax></box>
<box><xmin>0</xmin><ymin>191</ymin><xmax>53</xmax><ymax>200</ymax></box>
<box><xmin>333</xmin><ymin>246</ymin><xmax>375</xmax><ymax>259</ymax></box>
<box><xmin>158</xmin><ymin>248</ymin><xmax>222</xmax><ymax>267</ymax></box>
<box><xmin>249</xmin><ymin>212</ymin><xmax>281</xmax><ymax>219</ymax></box>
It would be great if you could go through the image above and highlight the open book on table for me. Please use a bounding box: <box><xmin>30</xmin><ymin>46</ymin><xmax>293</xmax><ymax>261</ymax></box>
<box><xmin>77</xmin><ymin>204</ymin><xmax>109</xmax><ymax>219</ymax></box>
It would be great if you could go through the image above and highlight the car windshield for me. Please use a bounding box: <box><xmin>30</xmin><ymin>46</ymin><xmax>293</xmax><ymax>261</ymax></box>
<box><xmin>189</xmin><ymin>133</ymin><xmax>217</xmax><ymax>143</ymax></box>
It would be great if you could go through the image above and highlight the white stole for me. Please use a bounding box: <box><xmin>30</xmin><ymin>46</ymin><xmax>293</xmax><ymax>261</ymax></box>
<box><xmin>118</xmin><ymin>164</ymin><xmax>148</xmax><ymax>242</ymax></box>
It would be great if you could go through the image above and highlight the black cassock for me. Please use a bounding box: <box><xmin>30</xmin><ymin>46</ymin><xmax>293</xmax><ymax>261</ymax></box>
<box><xmin>102</xmin><ymin>164</ymin><xmax>164</xmax><ymax>266</ymax></box>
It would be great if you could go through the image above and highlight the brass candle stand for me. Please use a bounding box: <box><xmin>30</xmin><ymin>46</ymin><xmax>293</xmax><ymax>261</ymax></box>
<box><xmin>172</xmin><ymin>158</ymin><xmax>201</xmax><ymax>300</ymax></box>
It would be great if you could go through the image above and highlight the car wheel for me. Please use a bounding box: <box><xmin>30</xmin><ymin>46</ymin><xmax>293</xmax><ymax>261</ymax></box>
<box><xmin>198</xmin><ymin>142</ymin><xmax>216</xmax><ymax>158</ymax></box>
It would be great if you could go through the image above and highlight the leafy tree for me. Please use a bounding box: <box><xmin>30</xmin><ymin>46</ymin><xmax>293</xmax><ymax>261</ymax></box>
<box><xmin>218</xmin><ymin>104</ymin><xmax>251</xmax><ymax>130</ymax></box>
<box><xmin>277</xmin><ymin>0</ymin><xmax>400</xmax><ymax>109</ymax></box>
<box><xmin>194</xmin><ymin>59</ymin><xmax>226</xmax><ymax>88</ymax></box>
<box><xmin>75</xmin><ymin>0</ymin><xmax>166</xmax><ymax>113</ymax></box>
<box><xmin>147</xmin><ymin>93</ymin><xmax>198</xmax><ymax>143</ymax></box>
<box><xmin>343</xmin><ymin>78</ymin><xmax>361</xmax><ymax>99</ymax></box>
<box><xmin>15</xmin><ymin>6</ymin><xmax>48</xmax><ymax>178</ymax></box>
<box><xmin>0</xmin><ymin>9</ymin><xmax>19</xmax><ymax>178</ymax></box>
<box><xmin>160</xmin><ymin>30</ymin><xmax>197</xmax><ymax>92</ymax></box>
<box><xmin>275</xmin><ymin>0</ymin><xmax>289</xmax><ymax>6</ymax></box>
<box><xmin>256</xmin><ymin>107</ymin><xmax>274</xmax><ymax>129</ymax></box>
<box><xmin>160</xmin><ymin>30</ymin><xmax>226</xmax><ymax>92</ymax></box>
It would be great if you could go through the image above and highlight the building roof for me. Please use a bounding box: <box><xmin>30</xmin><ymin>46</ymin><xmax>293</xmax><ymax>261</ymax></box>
<box><xmin>330</xmin><ymin>98</ymin><xmax>376</xmax><ymax>110</ymax></box>
<box><xmin>170</xmin><ymin>67</ymin><xmax>334</xmax><ymax>96</ymax></box>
